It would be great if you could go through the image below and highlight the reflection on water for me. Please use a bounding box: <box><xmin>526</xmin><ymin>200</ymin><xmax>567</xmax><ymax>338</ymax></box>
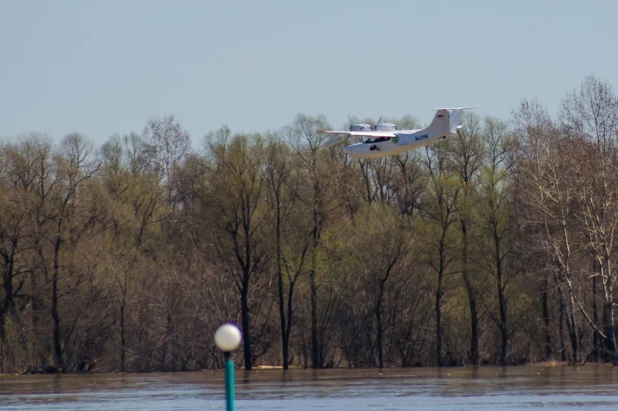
<box><xmin>1</xmin><ymin>366</ymin><xmax>618</xmax><ymax>410</ymax></box>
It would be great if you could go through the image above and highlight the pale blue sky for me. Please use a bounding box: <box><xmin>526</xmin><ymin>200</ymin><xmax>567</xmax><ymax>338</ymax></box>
<box><xmin>1</xmin><ymin>0</ymin><xmax>617</xmax><ymax>147</ymax></box>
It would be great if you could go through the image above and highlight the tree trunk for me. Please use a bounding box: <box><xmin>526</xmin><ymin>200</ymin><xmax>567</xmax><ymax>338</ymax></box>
<box><xmin>434</xmin><ymin>228</ymin><xmax>448</xmax><ymax>367</ymax></box>
<box><xmin>460</xmin><ymin>218</ymin><xmax>478</xmax><ymax>365</ymax></box>
<box><xmin>435</xmin><ymin>286</ymin><xmax>442</xmax><ymax>366</ymax></box>
<box><xmin>435</xmin><ymin>259</ymin><xmax>443</xmax><ymax>367</ymax></box>
<box><xmin>602</xmin><ymin>301</ymin><xmax>618</xmax><ymax>365</ymax></box>
<box><xmin>29</xmin><ymin>270</ymin><xmax>38</xmax><ymax>369</ymax></box>
<box><xmin>284</xmin><ymin>280</ymin><xmax>296</xmax><ymax>370</ymax></box>
<box><xmin>557</xmin><ymin>286</ymin><xmax>567</xmax><ymax>362</ymax></box>
<box><xmin>310</xmin><ymin>264</ymin><xmax>319</xmax><ymax>368</ymax></box>
<box><xmin>542</xmin><ymin>276</ymin><xmax>552</xmax><ymax>361</ymax></box>
<box><xmin>120</xmin><ymin>285</ymin><xmax>126</xmax><ymax>372</ymax></box>
<box><xmin>52</xmin><ymin>230</ymin><xmax>63</xmax><ymax>371</ymax></box>
<box><xmin>592</xmin><ymin>270</ymin><xmax>599</xmax><ymax>362</ymax></box>
<box><xmin>275</xmin><ymin>203</ymin><xmax>288</xmax><ymax>369</ymax></box>
<box><xmin>241</xmin><ymin>275</ymin><xmax>252</xmax><ymax>370</ymax></box>
<box><xmin>567</xmin><ymin>293</ymin><xmax>578</xmax><ymax>363</ymax></box>
<box><xmin>0</xmin><ymin>314</ymin><xmax>6</xmax><ymax>373</ymax></box>
<box><xmin>494</xmin><ymin>232</ymin><xmax>507</xmax><ymax>365</ymax></box>
<box><xmin>1</xmin><ymin>255</ymin><xmax>16</xmax><ymax>372</ymax></box>
<box><xmin>497</xmin><ymin>281</ymin><xmax>507</xmax><ymax>365</ymax></box>
<box><xmin>310</xmin><ymin>209</ymin><xmax>321</xmax><ymax>369</ymax></box>
<box><xmin>0</xmin><ymin>276</ymin><xmax>10</xmax><ymax>373</ymax></box>
<box><xmin>376</xmin><ymin>280</ymin><xmax>385</xmax><ymax>368</ymax></box>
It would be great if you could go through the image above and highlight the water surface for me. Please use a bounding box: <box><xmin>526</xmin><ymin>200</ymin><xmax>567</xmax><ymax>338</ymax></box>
<box><xmin>1</xmin><ymin>366</ymin><xmax>617</xmax><ymax>410</ymax></box>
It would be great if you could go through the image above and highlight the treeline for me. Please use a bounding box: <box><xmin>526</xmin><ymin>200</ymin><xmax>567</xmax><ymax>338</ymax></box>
<box><xmin>1</xmin><ymin>75</ymin><xmax>618</xmax><ymax>373</ymax></box>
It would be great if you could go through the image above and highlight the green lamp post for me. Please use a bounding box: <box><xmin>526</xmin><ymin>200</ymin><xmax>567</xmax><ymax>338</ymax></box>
<box><xmin>214</xmin><ymin>323</ymin><xmax>242</xmax><ymax>411</ymax></box>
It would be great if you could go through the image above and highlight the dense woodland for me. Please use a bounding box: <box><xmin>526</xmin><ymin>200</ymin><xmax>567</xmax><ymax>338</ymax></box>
<box><xmin>1</xmin><ymin>75</ymin><xmax>618</xmax><ymax>373</ymax></box>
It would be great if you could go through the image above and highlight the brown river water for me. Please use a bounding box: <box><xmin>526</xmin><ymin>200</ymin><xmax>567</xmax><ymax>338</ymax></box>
<box><xmin>1</xmin><ymin>366</ymin><xmax>618</xmax><ymax>410</ymax></box>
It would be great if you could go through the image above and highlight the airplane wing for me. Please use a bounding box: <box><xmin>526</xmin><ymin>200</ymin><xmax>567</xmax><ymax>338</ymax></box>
<box><xmin>321</xmin><ymin>130</ymin><xmax>398</xmax><ymax>137</ymax></box>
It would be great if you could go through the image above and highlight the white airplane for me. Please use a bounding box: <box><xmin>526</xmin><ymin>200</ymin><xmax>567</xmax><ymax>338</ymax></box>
<box><xmin>320</xmin><ymin>108</ymin><xmax>469</xmax><ymax>159</ymax></box>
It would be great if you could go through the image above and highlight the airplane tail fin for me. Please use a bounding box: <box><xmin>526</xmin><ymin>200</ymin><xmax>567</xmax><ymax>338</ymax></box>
<box><xmin>426</xmin><ymin>107</ymin><xmax>472</xmax><ymax>135</ymax></box>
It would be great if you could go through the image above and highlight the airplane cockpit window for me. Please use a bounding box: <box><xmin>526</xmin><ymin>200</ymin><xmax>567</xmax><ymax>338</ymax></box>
<box><xmin>364</xmin><ymin>136</ymin><xmax>392</xmax><ymax>144</ymax></box>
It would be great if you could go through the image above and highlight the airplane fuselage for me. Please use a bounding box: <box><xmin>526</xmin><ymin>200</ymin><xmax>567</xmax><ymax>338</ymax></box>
<box><xmin>343</xmin><ymin>130</ymin><xmax>447</xmax><ymax>159</ymax></box>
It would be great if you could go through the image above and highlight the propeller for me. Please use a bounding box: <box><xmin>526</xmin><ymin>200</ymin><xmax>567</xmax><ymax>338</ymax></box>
<box><xmin>373</xmin><ymin>116</ymin><xmax>383</xmax><ymax>130</ymax></box>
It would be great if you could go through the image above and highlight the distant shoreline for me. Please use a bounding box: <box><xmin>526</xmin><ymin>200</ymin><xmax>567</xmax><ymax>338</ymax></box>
<box><xmin>2</xmin><ymin>361</ymin><xmax>615</xmax><ymax>377</ymax></box>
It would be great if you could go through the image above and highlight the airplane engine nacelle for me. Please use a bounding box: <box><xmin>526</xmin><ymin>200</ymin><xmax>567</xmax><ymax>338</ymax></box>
<box><xmin>375</xmin><ymin>123</ymin><xmax>397</xmax><ymax>131</ymax></box>
<box><xmin>349</xmin><ymin>124</ymin><xmax>372</xmax><ymax>131</ymax></box>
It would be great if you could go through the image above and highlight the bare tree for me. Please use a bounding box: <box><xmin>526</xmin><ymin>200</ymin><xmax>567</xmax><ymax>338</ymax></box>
<box><xmin>47</xmin><ymin>133</ymin><xmax>101</xmax><ymax>370</ymax></box>
<box><xmin>444</xmin><ymin>112</ymin><xmax>485</xmax><ymax>365</ymax></box>
<box><xmin>477</xmin><ymin>117</ymin><xmax>519</xmax><ymax>365</ymax></box>
<box><xmin>285</xmin><ymin>114</ymin><xmax>339</xmax><ymax>368</ymax></box>
<box><xmin>421</xmin><ymin>144</ymin><xmax>460</xmax><ymax>366</ymax></box>
<box><xmin>514</xmin><ymin>99</ymin><xmax>582</xmax><ymax>363</ymax></box>
<box><xmin>263</xmin><ymin>135</ymin><xmax>310</xmax><ymax>369</ymax></box>
<box><xmin>0</xmin><ymin>139</ymin><xmax>39</xmax><ymax>372</ymax></box>
<box><xmin>142</xmin><ymin>115</ymin><xmax>191</xmax><ymax>219</ymax></box>
<box><xmin>352</xmin><ymin>207</ymin><xmax>409</xmax><ymax>367</ymax></box>
<box><xmin>559</xmin><ymin>76</ymin><xmax>618</xmax><ymax>363</ymax></box>
<box><xmin>206</xmin><ymin>133</ymin><xmax>269</xmax><ymax>370</ymax></box>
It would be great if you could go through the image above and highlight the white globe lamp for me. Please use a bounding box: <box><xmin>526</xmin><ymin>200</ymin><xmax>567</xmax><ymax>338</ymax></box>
<box><xmin>215</xmin><ymin>323</ymin><xmax>242</xmax><ymax>411</ymax></box>
<box><xmin>215</xmin><ymin>323</ymin><xmax>242</xmax><ymax>352</ymax></box>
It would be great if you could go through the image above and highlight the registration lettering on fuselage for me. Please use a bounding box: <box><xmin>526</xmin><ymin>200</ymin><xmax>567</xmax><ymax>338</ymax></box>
<box><xmin>414</xmin><ymin>134</ymin><xmax>428</xmax><ymax>141</ymax></box>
